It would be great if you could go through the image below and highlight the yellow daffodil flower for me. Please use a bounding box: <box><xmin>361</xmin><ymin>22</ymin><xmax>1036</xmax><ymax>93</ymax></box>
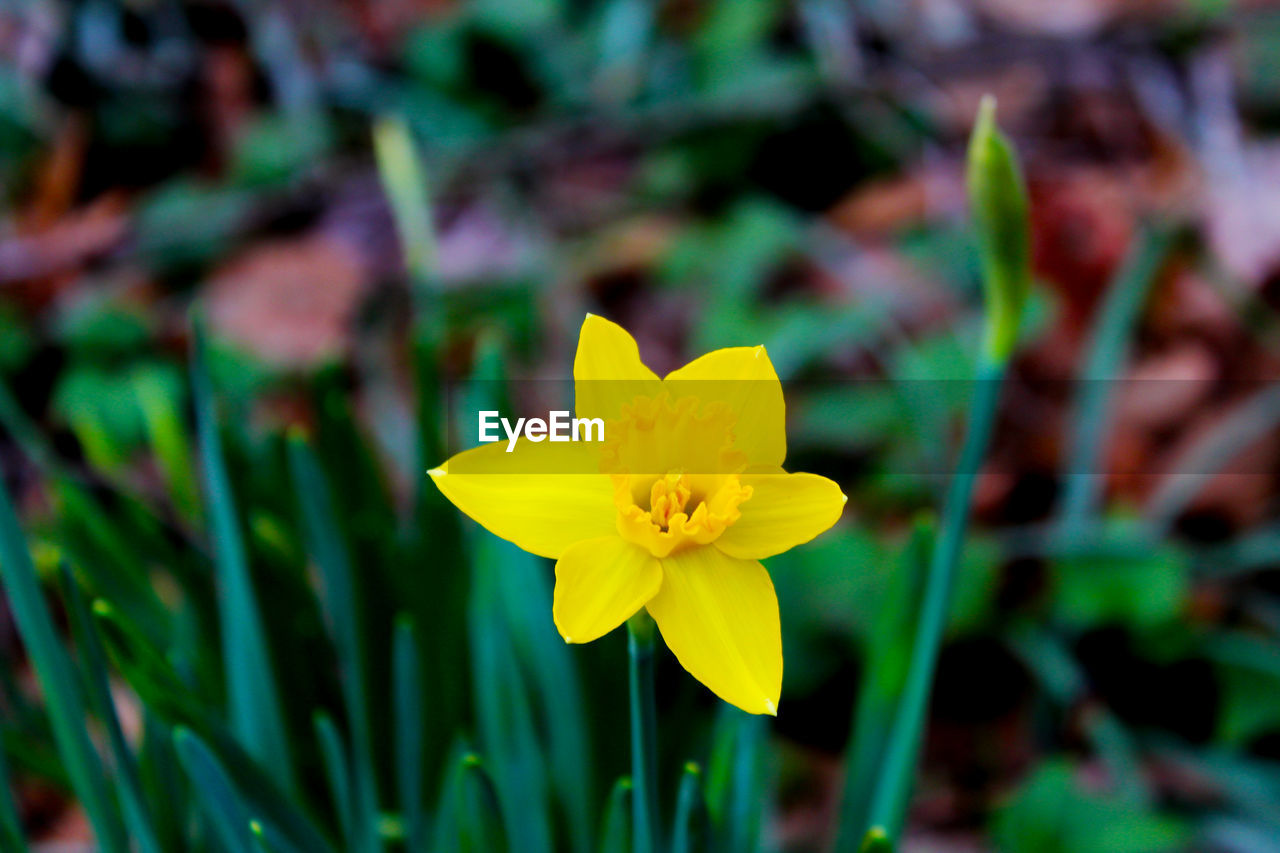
<box><xmin>430</xmin><ymin>315</ymin><xmax>846</xmax><ymax>714</ymax></box>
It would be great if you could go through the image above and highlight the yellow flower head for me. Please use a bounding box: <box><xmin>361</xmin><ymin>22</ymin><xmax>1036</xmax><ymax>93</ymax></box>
<box><xmin>430</xmin><ymin>315</ymin><xmax>846</xmax><ymax>714</ymax></box>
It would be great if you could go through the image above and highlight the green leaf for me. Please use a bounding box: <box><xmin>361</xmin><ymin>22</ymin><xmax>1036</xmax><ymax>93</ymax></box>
<box><xmin>289</xmin><ymin>437</ymin><xmax>380</xmax><ymax>853</ymax></box>
<box><xmin>966</xmin><ymin>95</ymin><xmax>1031</xmax><ymax>363</ymax></box>
<box><xmin>467</xmin><ymin>540</ymin><xmax>553</xmax><ymax>853</ymax></box>
<box><xmin>373</xmin><ymin>115</ymin><xmax>436</xmax><ymax>286</ymax></box>
<box><xmin>705</xmin><ymin>706</ymin><xmax>767</xmax><ymax>853</ymax></box>
<box><xmin>173</xmin><ymin>727</ymin><xmax>259</xmax><ymax>853</ymax></box>
<box><xmin>134</xmin><ymin>365</ymin><xmax>201</xmax><ymax>522</ymax></box>
<box><xmin>598</xmin><ymin>777</ymin><xmax>632</xmax><ymax>853</ymax></box>
<box><xmin>1058</xmin><ymin>228</ymin><xmax>1174</xmax><ymax>525</ymax></box>
<box><xmin>190</xmin><ymin>318</ymin><xmax>296</xmax><ymax>794</ymax></box>
<box><xmin>60</xmin><ymin>568</ymin><xmax>163</xmax><ymax>853</ymax></box>
<box><xmin>315</xmin><ymin>713</ymin><xmax>355</xmax><ymax>849</ymax></box>
<box><xmin>0</xmin><ymin>477</ymin><xmax>129</xmax><ymax>852</ymax></box>
<box><xmin>835</xmin><ymin>519</ymin><xmax>931</xmax><ymax>852</ymax></box>
<box><xmin>393</xmin><ymin>616</ymin><xmax>426</xmax><ymax>851</ymax></box>
<box><xmin>671</xmin><ymin>762</ymin><xmax>706</xmax><ymax>853</ymax></box>
<box><xmin>434</xmin><ymin>748</ymin><xmax>509</xmax><ymax>853</ymax></box>
<box><xmin>94</xmin><ymin>604</ymin><xmax>336</xmax><ymax>853</ymax></box>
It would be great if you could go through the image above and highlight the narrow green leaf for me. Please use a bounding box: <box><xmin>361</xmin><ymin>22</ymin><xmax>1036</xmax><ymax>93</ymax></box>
<box><xmin>0</xmin><ymin>730</ymin><xmax>26</xmax><ymax>852</ymax></box>
<box><xmin>835</xmin><ymin>520</ymin><xmax>932</xmax><ymax>851</ymax></box>
<box><xmin>97</xmin><ymin>602</ymin><xmax>333</xmax><ymax>851</ymax></box>
<box><xmin>52</xmin><ymin>478</ymin><xmax>172</xmax><ymax>648</ymax></box>
<box><xmin>465</xmin><ymin>332</ymin><xmax>593</xmax><ymax>853</ymax></box>
<box><xmin>138</xmin><ymin>712</ymin><xmax>188</xmax><ymax>852</ymax></box>
<box><xmin>967</xmin><ymin>95</ymin><xmax>1031</xmax><ymax>363</ymax></box>
<box><xmin>173</xmin><ymin>726</ymin><xmax>258</xmax><ymax>853</ymax></box>
<box><xmin>288</xmin><ymin>436</ymin><xmax>380</xmax><ymax>853</ymax></box>
<box><xmin>434</xmin><ymin>749</ymin><xmax>509</xmax><ymax>853</ymax></box>
<box><xmin>134</xmin><ymin>367</ymin><xmax>201</xmax><ymax>522</ymax></box>
<box><xmin>671</xmin><ymin>762</ymin><xmax>706</xmax><ymax>853</ymax></box>
<box><xmin>315</xmin><ymin>713</ymin><xmax>355</xmax><ymax>848</ymax></box>
<box><xmin>706</xmin><ymin>707</ymin><xmax>766</xmax><ymax>853</ymax></box>
<box><xmin>1059</xmin><ymin>227</ymin><xmax>1174</xmax><ymax>526</ymax></box>
<box><xmin>174</xmin><ymin>727</ymin><xmax>313</xmax><ymax>853</ymax></box>
<box><xmin>372</xmin><ymin>115</ymin><xmax>436</xmax><ymax>287</ymax></box>
<box><xmin>598</xmin><ymin>778</ymin><xmax>633</xmax><ymax>853</ymax></box>
<box><xmin>190</xmin><ymin>318</ymin><xmax>295</xmax><ymax>794</ymax></box>
<box><xmin>467</xmin><ymin>546</ymin><xmax>553</xmax><ymax>853</ymax></box>
<box><xmin>60</xmin><ymin>567</ymin><xmax>163</xmax><ymax>853</ymax></box>
<box><xmin>393</xmin><ymin>616</ymin><xmax>426</xmax><ymax>852</ymax></box>
<box><xmin>0</xmin><ymin>477</ymin><xmax>128</xmax><ymax>852</ymax></box>
<box><xmin>494</xmin><ymin>550</ymin><xmax>593</xmax><ymax>853</ymax></box>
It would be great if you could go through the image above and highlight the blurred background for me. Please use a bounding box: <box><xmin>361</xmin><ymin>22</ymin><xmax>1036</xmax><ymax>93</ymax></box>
<box><xmin>4</xmin><ymin>0</ymin><xmax>1280</xmax><ymax>850</ymax></box>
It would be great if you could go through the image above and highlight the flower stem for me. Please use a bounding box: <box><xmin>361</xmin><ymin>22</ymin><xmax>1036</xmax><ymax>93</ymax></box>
<box><xmin>864</xmin><ymin>357</ymin><xmax>1007</xmax><ymax>840</ymax></box>
<box><xmin>628</xmin><ymin>611</ymin><xmax>661</xmax><ymax>853</ymax></box>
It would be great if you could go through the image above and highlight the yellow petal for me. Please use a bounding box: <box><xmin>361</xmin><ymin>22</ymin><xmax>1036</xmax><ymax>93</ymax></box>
<box><xmin>664</xmin><ymin>346</ymin><xmax>785</xmax><ymax>467</ymax></box>
<box><xmin>429</xmin><ymin>440</ymin><xmax>615</xmax><ymax>559</ymax></box>
<box><xmin>553</xmin><ymin>537</ymin><xmax>662</xmax><ymax>643</ymax></box>
<box><xmin>715</xmin><ymin>467</ymin><xmax>846</xmax><ymax>560</ymax></box>
<box><xmin>574</xmin><ymin>314</ymin><xmax>662</xmax><ymax>421</ymax></box>
<box><xmin>646</xmin><ymin>546</ymin><xmax>781</xmax><ymax>715</ymax></box>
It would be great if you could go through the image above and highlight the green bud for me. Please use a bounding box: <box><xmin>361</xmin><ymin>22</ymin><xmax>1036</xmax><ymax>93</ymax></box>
<box><xmin>967</xmin><ymin>95</ymin><xmax>1031</xmax><ymax>364</ymax></box>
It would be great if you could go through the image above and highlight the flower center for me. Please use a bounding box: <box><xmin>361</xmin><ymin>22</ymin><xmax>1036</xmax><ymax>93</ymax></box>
<box><xmin>647</xmin><ymin>472</ymin><xmax>692</xmax><ymax>530</ymax></box>
<box><xmin>599</xmin><ymin>393</ymin><xmax>753</xmax><ymax>557</ymax></box>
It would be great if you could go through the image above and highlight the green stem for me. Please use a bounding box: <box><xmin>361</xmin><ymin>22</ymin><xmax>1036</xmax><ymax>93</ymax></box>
<box><xmin>865</xmin><ymin>357</ymin><xmax>1007</xmax><ymax>839</ymax></box>
<box><xmin>627</xmin><ymin>612</ymin><xmax>660</xmax><ymax>853</ymax></box>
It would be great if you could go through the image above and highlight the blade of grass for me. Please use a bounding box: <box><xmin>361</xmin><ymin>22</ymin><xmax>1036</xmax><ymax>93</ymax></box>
<box><xmin>0</xmin><ymin>728</ymin><xmax>25</xmax><ymax>852</ymax></box>
<box><xmin>433</xmin><ymin>748</ymin><xmax>509</xmax><ymax>853</ymax></box>
<box><xmin>190</xmin><ymin>318</ymin><xmax>295</xmax><ymax>794</ymax></box>
<box><xmin>835</xmin><ymin>519</ymin><xmax>933</xmax><ymax>851</ymax></box>
<box><xmin>1060</xmin><ymin>228</ymin><xmax>1175</xmax><ymax>528</ymax></box>
<box><xmin>288</xmin><ymin>436</ymin><xmax>380</xmax><ymax>853</ymax></box>
<box><xmin>463</xmin><ymin>331</ymin><xmax>593</xmax><ymax>853</ymax></box>
<box><xmin>134</xmin><ymin>367</ymin><xmax>201</xmax><ymax>523</ymax></box>
<box><xmin>705</xmin><ymin>706</ymin><xmax>766</xmax><ymax>853</ymax></box>
<box><xmin>59</xmin><ymin>566</ymin><xmax>163</xmax><ymax>853</ymax></box>
<box><xmin>174</xmin><ymin>727</ymin><xmax>254</xmax><ymax>852</ymax></box>
<box><xmin>98</xmin><ymin>606</ymin><xmax>335</xmax><ymax>852</ymax></box>
<box><xmin>487</xmin><ymin>491</ymin><xmax>592</xmax><ymax>853</ymax></box>
<box><xmin>372</xmin><ymin>115</ymin><xmax>437</xmax><ymax>294</ymax></box>
<box><xmin>467</xmin><ymin>542</ymin><xmax>553</xmax><ymax>853</ymax></box>
<box><xmin>671</xmin><ymin>762</ymin><xmax>706</xmax><ymax>853</ymax></box>
<box><xmin>0</xmin><ymin>477</ymin><xmax>129</xmax><ymax>852</ymax></box>
<box><xmin>315</xmin><ymin>713</ymin><xmax>355</xmax><ymax>849</ymax></box>
<box><xmin>599</xmin><ymin>778</ymin><xmax>633</xmax><ymax>853</ymax></box>
<box><xmin>138</xmin><ymin>712</ymin><xmax>188</xmax><ymax>851</ymax></box>
<box><xmin>393</xmin><ymin>616</ymin><xmax>426</xmax><ymax>852</ymax></box>
<box><xmin>175</xmin><ymin>726</ymin><xmax>295</xmax><ymax>853</ymax></box>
